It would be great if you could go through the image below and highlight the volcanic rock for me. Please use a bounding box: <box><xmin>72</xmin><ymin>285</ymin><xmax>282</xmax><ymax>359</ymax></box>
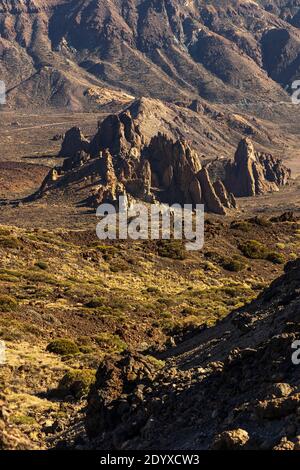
<box><xmin>198</xmin><ymin>169</ymin><xmax>226</xmax><ymax>215</ymax></box>
<box><xmin>212</xmin><ymin>429</ymin><xmax>250</xmax><ymax>450</ymax></box>
<box><xmin>58</xmin><ymin>127</ymin><xmax>90</xmax><ymax>159</ymax></box>
<box><xmin>146</xmin><ymin>133</ymin><xmax>202</xmax><ymax>206</ymax></box>
<box><xmin>33</xmin><ymin>116</ymin><xmax>290</xmax><ymax>214</ymax></box>
<box><xmin>85</xmin><ymin>258</ymin><xmax>300</xmax><ymax>450</ymax></box>
<box><xmin>89</xmin><ymin>112</ymin><xmax>143</xmax><ymax>159</ymax></box>
<box><xmin>213</xmin><ymin>179</ymin><xmax>237</xmax><ymax>209</ymax></box>
<box><xmin>86</xmin><ymin>352</ymin><xmax>160</xmax><ymax>440</ymax></box>
<box><xmin>224</xmin><ymin>138</ymin><xmax>291</xmax><ymax>197</ymax></box>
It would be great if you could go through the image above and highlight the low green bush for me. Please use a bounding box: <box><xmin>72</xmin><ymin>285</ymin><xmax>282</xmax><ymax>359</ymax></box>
<box><xmin>94</xmin><ymin>333</ymin><xmax>127</xmax><ymax>353</ymax></box>
<box><xmin>266</xmin><ymin>251</ymin><xmax>285</xmax><ymax>264</ymax></box>
<box><xmin>85</xmin><ymin>297</ymin><xmax>104</xmax><ymax>308</ymax></box>
<box><xmin>0</xmin><ymin>235</ymin><xmax>20</xmax><ymax>249</ymax></box>
<box><xmin>222</xmin><ymin>257</ymin><xmax>247</xmax><ymax>272</ymax></box>
<box><xmin>46</xmin><ymin>339</ymin><xmax>79</xmax><ymax>356</ymax></box>
<box><xmin>58</xmin><ymin>369</ymin><xmax>96</xmax><ymax>399</ymax></box>
<box><xmin>157</xmin><ymin>240</ymin><xmax>186</xmax><ymax>260</ymax></box>
<box><xmin>239</xmin><ymin>240</ymin><xmax>268</xmax><ymax>259</ymax></box>
<box><xmin>230</xmin><ymin>221</ymin><xmax>251</xmax><ymax>232</ymax></box>
<box><xmin>34</xmin><ymin>261</ymin><xmax>48</xmax><ymax>270</ymax></box>
<box><xmin>0</xmin><ymin>294</ymin><xmax>18</xmax><ymax>312</ymax></box>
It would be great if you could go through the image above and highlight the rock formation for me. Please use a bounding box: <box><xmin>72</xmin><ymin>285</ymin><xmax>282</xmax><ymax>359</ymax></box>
<box><xmin>213</xmin><ymin>179</ymin><xmax>237</xmax><ymax>209</ymax></box>
<box><xmin>35</xmin><ymin>111</ymin><xmax>236</xmax><ymax>213</ymax></box>
<box><xmin>58</xmin><ymin>127</ymin><xmax>90</xmax><ymax>159</ymax></box>
<box><xmin>34</xmin><ymin>117</ymin><xmax>289</xmax><ymax>214</ymax></box>
<box><xmin>224</xmin><ymin>138</ymin><xmax>291</xmax><ymax>197</ymax></box>
<box><xmin>85</xmin><ymin>258</ymin><xmax>300</xmax><ymax>450</ymax></box>
<box><xmin>146</xmin><ymin>133</ymin><xmax>202</xmax><ymax>206</ymax></box>
<box><xmin>198</xmin><ymin>169</ymin><xmax>226</xmax><ymax>215</ymax></box>
<box><xmin>89</xmin><ymin>111</ymin><xmax>143</xmax><ymax>159</ymax></box>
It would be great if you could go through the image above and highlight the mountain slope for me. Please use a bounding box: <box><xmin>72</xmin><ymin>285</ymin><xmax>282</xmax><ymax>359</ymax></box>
<box><xmin>86</xmin><ymin>257</ymin><xmax>300</xmax><ymax>450</ymax></box>
<box><xmin>1</xmin><ymin>0</ymin><xmax>300</xmax><ymax>110</ymax></box>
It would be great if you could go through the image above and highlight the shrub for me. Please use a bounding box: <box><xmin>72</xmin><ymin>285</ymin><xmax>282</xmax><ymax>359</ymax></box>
<box><xmin>94</xmin><ymin>333</ymin><xmax>127</xmax><ymax>353</ymax></box>
<box><xmin>0</xmin><ymin>294</ymin><xmax>18</xmax><ymax>312</ymax></box>
<box><xmin>222</xmin><ymin>257</ymin><xmax>247</xmax><ymax>272</ymax></box>
<box><xmin>147</xmin><ymin>286</ymin><xmax>160</xmax><ymax>294</ymax></box>
<box><xmin>85</xmin><ymin>297</ymin><xmax>104</xmax><ymax>308</ymax></box>
<box><xmin>58</xmin><ymin>369</ymin><xmax>96</xmax><ymax>399</ymax></box>
<box><xmin>0</xmin><ymin>235</ymin><xmax>20</xmax><ymax>249</ymax></box>
<box><xmin>157</xmin><ymin>240</ymin><xmax>186</xmax><ymax>260</ymax></box>
<box><xmin>230</xmin><ymin>221</ymin><xmax>251</xmax><ymax>232</ymax></box>
<box><xmin>266</xmin><ymin>251</ymin><xmax>285</xmax><ymax>265</ymax></box>
<box><xmin>239</xmin><ymin>240</ymin><xmax>268</xmax><ymax>259</ymax></box>
<box><xmin>247</xmin><ymin>216</ymin><xmax>271</xmax><ymax>227</ymax></box>
<box><xmin>145</xmin><ymin>355</ymin><xmax>166</xmax><ymax>369</ymax></box>
<box><xmin>46</xmin><ymin>339</ymin><xmax>79</xmax><ymax>356</ymax></box>
<box><xmin>34</xmin><ymin>261</ymin><xmax>48</xmax><ymax>270</ymax></box>
<box><xmin>10</xmin><ymin>414</ymin><xmax>36</xmax><ymax>426</ymax></box>
<box><xmin>206</xmin><ymin>252</ymin><xmax>246</xmax><ymax>273</ymax></box>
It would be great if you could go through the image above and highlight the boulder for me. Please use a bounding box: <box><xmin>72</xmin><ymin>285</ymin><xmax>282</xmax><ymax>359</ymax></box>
<box><xmin>212</xmin><ymin>429</ymin><xmax>250</xmax><ymax>450</ymax></box>
<box><xmin>86</xmin><ymin>352</ymin><xmax>159</xmax><ymax>439</ymax></box>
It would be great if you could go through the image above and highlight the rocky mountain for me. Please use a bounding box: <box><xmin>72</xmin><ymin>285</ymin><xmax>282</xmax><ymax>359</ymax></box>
<box><xmin>1</xmin><ymin>0</ymin><xmax>300</xmax><ymax>110</ymax></box>
<box><xmin>86</xmin><ymin>257</ymin><xmax>300</xmax><ymax>450</ymax></box>
<box><xmin>26</xmin><ymin>105</ymin><xmax>290</xmax><ymax>215</ymax></box>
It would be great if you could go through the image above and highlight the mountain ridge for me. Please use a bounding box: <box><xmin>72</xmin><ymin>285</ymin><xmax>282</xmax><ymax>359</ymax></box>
<box><xmin>2</xmin><ymin>0</ymin><xmax>300</xmax><ymax>110</ymax></box>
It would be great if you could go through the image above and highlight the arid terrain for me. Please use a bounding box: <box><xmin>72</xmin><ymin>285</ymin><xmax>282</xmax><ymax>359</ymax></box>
<box><xmin>1</xmin><ymin>0</ymin><xmax>300</xmax><ymax>453</ymax></box>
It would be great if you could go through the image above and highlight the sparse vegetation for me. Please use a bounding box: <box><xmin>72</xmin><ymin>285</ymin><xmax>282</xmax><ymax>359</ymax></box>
<box><xmin>145</xmin><ymin>355</ymin><xmax>166</xmax><ymax>369</ymax></box>
<box><xmin>266</xmin><ymin>251</ymin><xmax>285</xmax><ymax>264</ymax></box>
<box><xmin>230</xmin><ymin>221</ymin><xmax>251</xmax><ymax>232</ymax></box>
<box><xmin>222</xmin><ymin>257</ymin><xmax>247</xmax><ymax>272</ymax></box>
<box><xmin>0</xmin><ymin>235</ymin><xmax>20</xmax><ymax>249</ymax></box>
<box><xmin>239</xmin><ymin>240</ymin><xmax>285</xmax><ymax>264</ymax></box>
<box><xmin>85</xmin><ymin>297</ymin><xmax>104</xmax><ymax>309</ymax></box>
<box><xmin>34</xmin><ymin>261</ymin><xmax>48</xmax><ymax>270</ymax></box>
<box><xmin>0</xmin><ymin>218</ymin><xmax>296</xmax><ymax>449</ymax></box>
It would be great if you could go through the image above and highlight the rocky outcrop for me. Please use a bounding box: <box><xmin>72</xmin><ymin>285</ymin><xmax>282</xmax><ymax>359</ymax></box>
<box><xmin>85</xmin><ymin>258</ymin><xmax>300</xmax><ymax>450</ymax></box>
<box><xmin>35</xmin><ymin>111</ymin><xmax>236</xmax><ymax>213</ymax></box>
<box><xmin>198</xmin><ymin>169</ymin><xmax>226</xmax><ymax>215</ymax></box>
<box><xmin>224</xmin><ymin>138</ymin><xmax>291</xmax><ymax>197</ymax></box>
<box><xmin>213</xmin><ymin>179</ymin><xmax>237</xmax><ymax>209</ymax></box>
<box><xmin>86</xmin><ymin>352</ymin><xmax>160</xmax><ymax>440</ymax></box>
<box><xmin>58</xmin><ymin>127</ymin><xmax>90</xmax><ymax>159</ymax></box>
<box><xmin>34</xmin><ymin>119</ymin><xmax>289</xmax><ymax>213</ymax></box>
<box><xmin>212</xmin><ymin>429</ymin><xmax>250</xmax><ymax>450</ymax></box>
<box><xmin>146</xmin><ymin>133</ymin><xmax>202</xmax><ymax>206</ymax></box>
<box><xmin>89</xmin><ymin>111</ymin><xmax>143</xmax><ymax>159</ymax></box>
